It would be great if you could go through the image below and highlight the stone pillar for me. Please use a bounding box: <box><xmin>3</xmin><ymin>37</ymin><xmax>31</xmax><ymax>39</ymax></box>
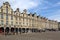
<box><xmin>19</xmin><ymin>28</ymin><xmax>21</xmax><ymax>34</ymax></box>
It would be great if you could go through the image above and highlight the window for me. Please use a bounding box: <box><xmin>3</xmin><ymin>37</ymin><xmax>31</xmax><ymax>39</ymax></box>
<box><xmin>11</xmin><ymin>11</ymin><xmax>13</xmax><ymax>14</ymax></box>
<box><xmin>11</xmin><ymin>16</ymin><xmax>13</xmax><ymax>20</ymax></box>
<box><xmin>1</xmin><ymin>20</ymin><xmax>3</xmax><ymax>25</ymax></box>
<box><xmin>19</xmin><ymin>22</ymin><xmax>21</xmax><ymax>24</ymax></box>
<box><xmin>6</xmin><ymin>14</ymin><xmax>8</xmax><ymax>20</ymax></box>
<box><xmin>19</xmin><ymin>18</ymin><xmax>21</xmax><ymax>20</ymax></box>
<box><xmin>23</xmin><ymin>23</ymin><xmax>24</xmax><ymax>25</ymax></box>
<box><xmin>26</xmin><ymin>23</ymin><xmax>28</xmax><ymax>25</ymax></box>
<box><xmin>6</xmin><ymin>21</ymin><xmax>8</xmax><ymax>25</ymax></box>
<box><xmin>6</xmin><ymin>6</ymin><xmax>8</xmax><ymax>20</ymax></box>
<box><xmin>1</xmin><ymin>14</ymin><xmax>3</xmax><ymax>19</ymax></box>
<box><xmin>6</xmin><ymin>6</ymin><xmax>8</xmax><ymax>14</ymax></box>
<box><xmin>11</xmin><ymin>21</ymin><xmax>13</xmax><ymax>25</ymax></box>
<box><xmin>1</xmin><ymin>9</ymin><xmax>3</xmax><ymax>12</ymax></box>
<box><xmin>16</xmin><ymin>22</ymin><xmax>18</xmax><ymax>24</ymax></box>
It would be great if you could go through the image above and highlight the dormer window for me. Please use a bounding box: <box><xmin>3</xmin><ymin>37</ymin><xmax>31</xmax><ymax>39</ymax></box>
<box><xmin>16</xmin><ymin>13</ymin><xmax>18</xmax><ymax>15</ymax></box>
<box><xmin>11</xmin><ymin>11</ymin><xmax>13</xmax><ymax>14</ymax></box>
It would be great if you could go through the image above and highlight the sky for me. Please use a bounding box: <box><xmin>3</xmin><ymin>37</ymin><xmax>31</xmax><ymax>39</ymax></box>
<box><xmin>0</xmin><ymin>0</ymin><xmax>60</xmax><ymax>22</ymax></box>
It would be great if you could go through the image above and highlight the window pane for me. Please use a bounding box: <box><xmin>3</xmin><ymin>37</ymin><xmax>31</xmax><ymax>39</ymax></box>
<box><xmin>11</xmin><ymin>16</ymin><xmax>13</xmax><ymax>20</ymax></box>
<box><xmin>1</xmin><ymin>20</ymin><xmax>3</xmax><ymax>25</ymax></box>
<box><xmin>1</xmin><ymin>14</ymin><xmax>3</xmax><ymax>19</ymax></box>
<box><xmin>6</xmin><ymin>6</ymin><xmax>8</xmax><ymax>14</ymax></box>
<box><xmin>6</xmin><ymin>14</ymin><xmax>8</xmax><ymax>20</ymax></box>
<box><xmin>11</xmin><ymin>21</ymin><xmax>13</xmax><ymax>25</ymax></box>
<box><xmin>6</xmin><ymin>21</ymin><xmax>8</xmax><ymax>25</ymax></box>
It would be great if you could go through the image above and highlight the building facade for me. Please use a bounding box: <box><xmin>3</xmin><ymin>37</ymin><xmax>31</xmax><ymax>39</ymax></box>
<box><xmin>58</xmin><ymin>22</ymin><xmax>60</xmax><ymax>30</ymax></box>
<box><xmin>0</xmin><ymin>2</ymin><xmax>58</xmax><ymax>34</ymax></box>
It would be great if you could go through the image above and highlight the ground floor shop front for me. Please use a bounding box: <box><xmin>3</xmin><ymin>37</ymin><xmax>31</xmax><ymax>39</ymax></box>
<box><xmin>0</xmin><ymin>27</ymin><xmax>41</xmax><ymax>35</ymax></box>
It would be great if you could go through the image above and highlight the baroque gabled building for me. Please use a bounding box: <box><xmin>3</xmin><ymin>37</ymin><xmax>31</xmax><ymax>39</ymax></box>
<box><xmin>0</xmin><ymin>2</ymin><xmax>58</xmax><ymax>34</ymax></box>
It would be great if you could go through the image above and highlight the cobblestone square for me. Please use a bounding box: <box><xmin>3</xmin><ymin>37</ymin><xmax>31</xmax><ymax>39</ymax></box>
<box><xmin>0</xmin><ymin>31</ymin><xmax>60</xmax><ymax>40</ymax></box>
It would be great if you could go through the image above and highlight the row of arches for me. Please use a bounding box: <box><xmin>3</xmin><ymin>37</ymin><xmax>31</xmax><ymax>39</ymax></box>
<box><xmin>0</xmin><ymin>27</ymin><xmax>41</xmax><ymax>35</ymax></box>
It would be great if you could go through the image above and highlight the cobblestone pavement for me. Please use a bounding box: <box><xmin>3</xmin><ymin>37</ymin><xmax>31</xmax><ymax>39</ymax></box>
<box><xmin>0</xmin><ymin>31</ymin><xmax>60</xmax><ymax>40</ymax></box>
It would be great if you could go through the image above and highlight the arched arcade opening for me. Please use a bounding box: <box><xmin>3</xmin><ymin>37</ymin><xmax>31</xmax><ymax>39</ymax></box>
<box><xmin>0</xmin><ymin>27</ymin><xmax>4</xmax><ymax>33</ymax></box>
<box><xmin>5</xmin><ymin>27</ymin><xmax>9</xmax><ymax>34</ymax></box>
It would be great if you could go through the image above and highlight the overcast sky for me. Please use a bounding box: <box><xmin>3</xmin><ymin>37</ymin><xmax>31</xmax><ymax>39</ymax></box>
<box><xmin>0</xmin><ymin>0</ymin><xmax>60</xmax><ymax>22</ymax></box>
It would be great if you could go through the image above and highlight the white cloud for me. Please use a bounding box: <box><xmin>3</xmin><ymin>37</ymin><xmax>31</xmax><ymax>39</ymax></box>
<box><xmin>0</xmin><ymin>0</ymin><xmax>40</xmax><ymax>11</ymax></box>
<box><xmin>49</xmin><ymin>15</ymin><xmax>60</xmax><ymax>22</ymax></box>
<box><xmin>0</xmin><ymin>0</ymin><xmax>51</xmax><ymax>10</ymax></box>
<box><xmin>9</xmin><ymin>0</ymin><xmax>39</xmax><ymax>11</ymax></box>
<box><xmin>48</xmin><ymin>10</ymin><xmax>60</xmax><ymax>22</ymax></box>
<box><xmin>56</xmin><ymin>2</ymin><xmax>60</xmax><ymax>5</ymax></box>
<box><xmin>13</xmin><ymin>1</ymin><xmax>38</xmax><ymax>9</ymax></box>
<box><xmin>51</xmin><ymin>2</ymin><xmax>60</xmax><ymax>7</ymax></box>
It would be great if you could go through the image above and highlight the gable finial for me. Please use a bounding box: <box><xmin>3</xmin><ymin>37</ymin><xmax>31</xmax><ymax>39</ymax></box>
<box><xmin>23</xmin><ymin>9</ymin><xmax>27</xmax><ymax>13</ymax></box>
